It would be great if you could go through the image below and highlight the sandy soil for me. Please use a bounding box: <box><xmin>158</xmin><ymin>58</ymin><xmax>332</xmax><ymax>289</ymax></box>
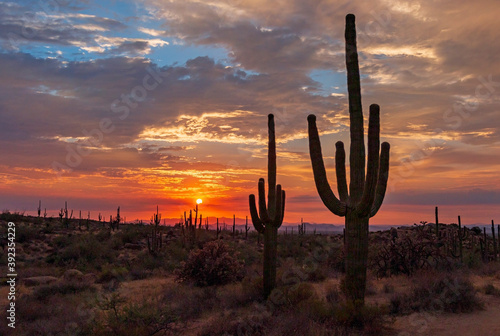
<box><xmin>392</xmin><ymin>294</ymin><xmax>500</xmax><ymax>336</ymax></box>
<box><xmin>392</xmin><ymin>274</ymin><xmax>500</xmax><ymax>336</ymax></box>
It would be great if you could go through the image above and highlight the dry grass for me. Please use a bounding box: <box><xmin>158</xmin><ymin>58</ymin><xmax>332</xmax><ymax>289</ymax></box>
<box><xmin>2</xmin><ymin>218</ymin><xmax>500</xmax><ymax>336</ymax></box>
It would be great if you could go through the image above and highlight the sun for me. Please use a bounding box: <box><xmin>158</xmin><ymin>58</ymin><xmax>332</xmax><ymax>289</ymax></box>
<box><xmin>196</xmin><ymin>198</ymin><xmax>203</xmax><ymax>204</ymax></box>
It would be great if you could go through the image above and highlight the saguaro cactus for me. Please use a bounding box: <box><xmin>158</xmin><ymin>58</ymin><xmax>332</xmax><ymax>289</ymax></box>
<box><xmin>307</xmin><ymin>14</ymin><xmax>390</xmax><ymax>306</ymax></box>
<box><xmin>249</xmin><ymin>114</ymin><xmax>286</xmax><ymax>298</ymax></box>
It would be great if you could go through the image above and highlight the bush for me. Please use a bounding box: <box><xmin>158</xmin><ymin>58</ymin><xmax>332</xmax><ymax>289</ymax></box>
<box><xmin>482</xmin><ymin>283</ymin><xmax>500</xmax><ymax>296</ymax></box>
<box><xmin>32</xmin><ymin>281</ymin><xmax>96</xmax><ymax>301</ymax></box>
<box><xmin>177</xmin><ymin>240</ymin><xmax>244</xmax><ymax>286</ymax></box>
<box><xmin>332</xmin><ymin>301</ymin><xmax>389</xmax><ymax>335</ymax></box>
<box><xmin>47</xmin><ymin>233</ymin><xmax>116</xmax><ymax>271</ymax></box>
<box><xmin>390</xmin><ymin>272</ymin><xmax>483</xmax><ymax>315</ymax></box>
<box><xmin>92</xmin><ymin>293</ymin><xmax>177</xmax><ymax>336</ymax></box>
<box><xmin>97</xmin><ymin>265</ymin><xmax>129</xmax><ymax>283</ymax></box>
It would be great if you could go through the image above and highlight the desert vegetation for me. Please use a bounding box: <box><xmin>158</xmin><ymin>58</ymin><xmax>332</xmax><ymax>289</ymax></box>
<box><xmin>2</xmin><ymin>14</ymin><xmax>500</xmax><ymax>336</ymax></box>
<box><xmin>1</xmin><ymin>207</ymin><xmax>500</xmax><ymax>335</ymax></box>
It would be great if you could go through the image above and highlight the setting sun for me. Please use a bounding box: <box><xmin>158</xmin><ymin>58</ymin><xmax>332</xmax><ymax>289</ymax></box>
<box><xmin>196</xmin><ymin>199</ymin><xmax>203</xmax><ymax>205</ymax></box>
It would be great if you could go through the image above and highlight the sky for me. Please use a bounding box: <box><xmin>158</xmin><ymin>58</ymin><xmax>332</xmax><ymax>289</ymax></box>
<box><xmin>0</xmin><ymin>0</ymin><xmax>499</xmax><ymax>226</ymax></box>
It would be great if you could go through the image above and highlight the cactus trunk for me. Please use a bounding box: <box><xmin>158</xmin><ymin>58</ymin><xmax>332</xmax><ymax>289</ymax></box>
<box><xmin>307</xmin><ymin>14</ymin><xmax>390</xmax><ymax>308</ymax></box>
<box><xmin>344</xmin><ymin>212</ymin><xmax>369</xmax><ymax>303</ymax></box>
<box><xmin>249</xmin><ymin>114</ymin><xmax>286</xmax><ymax>298</ymax></box>
<box><xmin>263</xmin><ymin>225</ymin><xmax>278</xmax><ymax>297</ymax></box>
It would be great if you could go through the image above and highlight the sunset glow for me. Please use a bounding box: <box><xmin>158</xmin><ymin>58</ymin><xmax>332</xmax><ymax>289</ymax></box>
<box><xmin>0</xmin><ymin>1</ymin><xmax>499</xmax><ymax>226</ymax></box>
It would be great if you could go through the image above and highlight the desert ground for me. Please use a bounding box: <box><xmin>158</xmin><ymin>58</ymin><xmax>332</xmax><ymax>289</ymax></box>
<box><xmin>1</xmin><ymin>212</ymin><xmax>500</xmax><ymax>335</ymax></box>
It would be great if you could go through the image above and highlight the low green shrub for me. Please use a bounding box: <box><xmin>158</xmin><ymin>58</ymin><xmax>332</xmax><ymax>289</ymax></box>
<box><xmin>390</xmin><ymin>272</ymin><xmax>483</xmax><ymax>315</ymax></box>
<box><xmin>177</xmin><ymin>240</ymin><xmax>244</xmax><ymax>286</ymax></box>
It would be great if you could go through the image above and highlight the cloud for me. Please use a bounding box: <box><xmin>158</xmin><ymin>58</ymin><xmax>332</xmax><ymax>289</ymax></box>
<box><xmin>1</xmin><ymin>0</ymin><xmax>500</xmax><ymax>223</ymax></box>
<box><xmin>386</xmin><ymin>189</ymin><xmax>500</xmax><ymax>205</ymax></box>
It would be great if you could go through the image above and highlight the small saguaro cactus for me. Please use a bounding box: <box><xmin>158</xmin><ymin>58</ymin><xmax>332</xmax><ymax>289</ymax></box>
<box><xmin>249</xmin><ymin>114</ymin><xmax>286</xmax><ymax>298</ymax></box>
<box><xmin>307</xmin><ymin>14</ymin><xmax>390</xmax><ymax>306</ymax></box>
<box><xmin>492</xmin><ymin>220</ymin><xmax>498</xmax><ymax>261</ymax></box>
<box><xmin>148</xmin><ymin>206</ymin><xmax>163</xmax><ymax>256</ymax></box>
<box><xmin>245</xmin><ymin>216</ymin><xmax>250</xmax><ymax>239</ymax></box>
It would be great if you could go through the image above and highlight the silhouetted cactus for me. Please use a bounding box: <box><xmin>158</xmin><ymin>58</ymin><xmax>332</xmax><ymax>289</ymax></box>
<box><xmin>298</xmin><ymin>218</ymin><xmax>306</xmax><ymax>235</ymax></box>
<box><xmin>435</xmin><ymin>206</ymin><xmax>440</xmax><ymax>237</ymax></box>
<box><xmin>148</xmin><ymin>206</ymin><xmax>163</xmax><ymax>256</ymax></box>
<box><xmin>232</xmin><ymin>214</ymin><xmax>236</xmax><ymax>238</ymax></box>
<box><xmin>307</xmin><ymin>14</ymin><xmax>390</xmax><ymax>306</ymax></box>
<box><xmin>216</xmin><ymin>217</ymin><xmax>222</xmax><ymax>238</ymax></box>
<box><xmin>457</xmin><ymin>216</ymin><xmax>469</xmax><ymax>262</ymax></box>
<box><xmin>60</xmin><ymin>201</ymin><xmax>73</xmax><ymax>228</ymax></box>
<box><xmin>244</xmin><ymin>216</ymin><xmax>250</xmax><ymax>239</ymax></box>
<box><xmin>249</xmin><ymin>114</ymin><xmax>286</xmax><ymax>298</ymax></box>
<box><xmin>492</xmin><ymin>220</ymin><xmax>498</xmax><ymax>261</ymax></box>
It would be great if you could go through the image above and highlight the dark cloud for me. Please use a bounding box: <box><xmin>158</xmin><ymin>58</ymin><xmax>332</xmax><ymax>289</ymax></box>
<box><xmin>386</xmin><ymin>189</ymin><xmax>500</xmax><ymax>205</ymax></box>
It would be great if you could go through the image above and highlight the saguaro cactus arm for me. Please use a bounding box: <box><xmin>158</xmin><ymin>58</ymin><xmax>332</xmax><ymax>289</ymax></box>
<box><xmin>249</xmin><ymin>114</ymin><xmax>286</xmax><ymax>228</ymax></box>
<box><xmin>370</xmin><ymin>142</ymin><xmax>390</xmax><ymax>217</ymax></box>
<box><xmin>249</xmin><ymin>194</ymin><xmax>265</xmax><ymax>233</ymax></box>
<box><xmin>358</xmin><ymin>104</ymin><xmax>380</xmax><ymax>217</ymax></box>
<box><xmin>248</xmin><ymin>113</ymin><xmax>286</xmax><ymax>298</ymax></box>
<box><xmin>308</xmin><ymin>115</ymin><xmax>347</xmax><ymax>216</ymax></box>
<box><xmin>345</xmin><ymin>14</ymin><xmax>365</xmax><ymax>202</ymax></box>
<box><xmin>307</xmin><ymin>13</ymin><xmax>391</xmax><ymax>307</ymax></box>
<box><xmin>335</xmin><ymin>141</ymin><xmax>349</xmax><ymax>203</ymax></box>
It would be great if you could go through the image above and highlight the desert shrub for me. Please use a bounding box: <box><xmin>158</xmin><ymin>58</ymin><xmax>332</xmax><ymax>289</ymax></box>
<box><xmin>278</xmin><ymin>235</ymin><xmax>310</xmax><ymax>261</ymax></box>
<box><xmin>478</xmin><ymin>262</ymin><xmax>500</xmax><ymax>276</ymax></box>
<box><xmin>51</xmin><ymin>234</ymin><xmax>73</xmax><ymax>248</ymax></box>
<box><xmin>331</xmin><ymin>301</ymin><xmax>389</xmax><ymax>335</ymax></box>
<box><xmin>177</xmin><ymin>240</ymin><xmax>244</xmax><ymax>286</ymax></box>
<box><xmin>129</xmin><ymin>267</ymin><xmax>151</xmax><ymax>280</ymax></box>
<box><xmin>109</xmin><ymin>225</ymin><xmax>146</xmax><ymax>249</ymax></box>
<box><xmin>382</xmin><ymin>283</ymin><xmax>395</xmax><ymax>294</ymax></box>
<box><xmin>199</xmin><ymin>307</ymin><xmax>271</xmax><ymax>336</ymax></box>
<box><xmin>32</xmin><ymin>281</ymin><xmax>96</xmax><ymax>301</ymax></box>
<box><xmin>326</xmin><ymin>242</ymin><xmax>345</xmax><ymax>273</ymax></box>
<box><xmin>471</xmin><ymin>227</ymin><xmax>482</xmax><ymax>235</ymax></box>
<box><xmin>482</xmin><ymin>283</ymin><xmax>500</xmax><ymax>296</ymax></box>
<box><xmin>47</xmin><ymin>233</ymin><xmax>116</xmax><ymax>270</ymax></box>
<box><xmin>95</xmin><ymin>228</ymin><xmax>111</xmax><ymax>241</ymax></box>
<box><xmin>92</xmin><ymin>293</ymin><xmax>177</xmax><ymax>336</ymax></box>
<box><xmin>217</xmin><ymin>281</ymin><xmax>263</xmax><ymax>309</ymax></box>
<box><xmin>372</xmin><ymin>228</ymin><xmax>450</xmax><ymax>277</ymax></box>
<box><xmin>15</xmin><ymin>224</ymin><xmax>41</xmax><ymax>243</ymax></box>
<box><xmin>390</xmin><ymin>272</ymin><xmax>483</xmax><ymax>315</ymax></box>
<box><xmin>160</xmin><ymin>284</ymin><xmax>219</xmax><ymax>320</ymax></box>
<box><xmin>6</xmin><ymin>289</ymin><xmax>95</xmax><ymax>336</ymax></box>
<box><xmin>0</xmin><ymin>210</ymin><xmax>25</xmax><ymax>222</ymax></box>
<box><xmin>97</xmin><ymin>265</ymin><xmax>129</xmax><ymax>283</ymax></box>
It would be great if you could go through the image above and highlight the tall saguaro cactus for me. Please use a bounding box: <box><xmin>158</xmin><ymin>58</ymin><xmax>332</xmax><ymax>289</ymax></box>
<box><xmin>307</xmin><ymin>14</ymin><xmax>390</xmax><ymax>306</ymax></box>
<box><xmin>249</xmin><ymin>114</ymin><xmax>286</xmax><ymax>298</ymax></box>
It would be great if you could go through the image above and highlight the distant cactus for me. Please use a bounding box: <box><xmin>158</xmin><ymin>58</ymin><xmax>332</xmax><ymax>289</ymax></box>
<box><xmin>245</xmin><ymin>216</ymin><xmax>250</xmax><ymax>239</ymax></box>
<box><xmin>298</xmin><ymin>218</ymin><xmax>306</xmax><ymax>235</ymax></box>
<box><xmin>60</xmin><ymin>201</ymin><xmax>73</xmax><ymax>228</ymax></box>
<box><xmin>147</xmin><ymin>206</ymin><xmax>163</xmax><ymax>256</ymax></box>
<box><xmin>216</xmin><ymin>217</ymin><xmax>222</xmax><ymax>239</ymax></box>
<box><xmin>307</xmin><ymin>14</ymin><xmax>390</xmax><ymax>306</ymax></box>
<box><xmin>232</xmin><ymin>214</ymin><xmax>236</xmax><ymax>238</ymax></box>
<box><xmin>249</xmin><ymin>114</ymin><xmax>286</xmax><ymax>298</ymax></box>
<box><xmin>492</xmin><ymin>220</ymin><xmax>498</xmax><ymax>261</ymax></box>
<box><xmin>457</xmin><ymin>216</ymin><xmax>468</xmax><ymax>262</ymax></box>
<box><xmin>435</xmin><ymin>206</ymin><xmax>440</xmax><ymax>237</ymax></box>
